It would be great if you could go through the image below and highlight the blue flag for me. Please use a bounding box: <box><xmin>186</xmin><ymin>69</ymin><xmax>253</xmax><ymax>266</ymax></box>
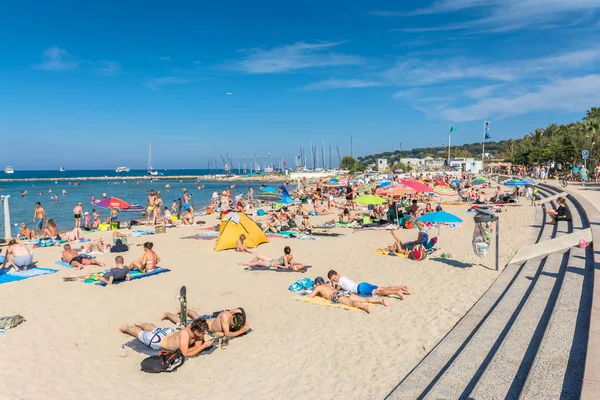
<box><xmin>485</xmin><ymin>132</ymin><xmax>491</xmax><ymax>140</ymax></box>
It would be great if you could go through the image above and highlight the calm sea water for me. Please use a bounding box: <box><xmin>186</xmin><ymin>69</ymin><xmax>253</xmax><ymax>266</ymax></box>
<box><xmin>0</xmin><ymin>170</ymin><xmax>282</xmax><ymax>239</ymax></box>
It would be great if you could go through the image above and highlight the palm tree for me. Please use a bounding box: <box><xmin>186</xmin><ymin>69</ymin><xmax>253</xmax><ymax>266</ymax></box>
<box><xmin>585</xmin><ymin>107</ymin><xmax>600</xmax><ymax>121</ymax></box>
<box><xmin>543</xmin><ymin>123</ymin><xmax>562</xmax><ymax>138</ymax></box>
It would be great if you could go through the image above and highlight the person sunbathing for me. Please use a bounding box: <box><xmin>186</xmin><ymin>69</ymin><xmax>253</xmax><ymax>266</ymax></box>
<box><xmin>328</xmin><ymin>270</ymin><xmax>412</xmax><ymax>300</ymax></box>
<box><xmin>64</xmin><ymin>255</ymin><xmax>130</xmax><ymax>285</ymax></box>
<box><xmin>129</xmin><ymin>242</ymin><xmax>160</xmax><ymax>273</ymax></box>
<box><xmin>59</xmin><ymin>227</ymin><xmax>86</xmax><ymax>242</ymax></box>
<box><xmin>82</xmin><ymin>238</ymin><xmax>106</xmax><ymax>253</ymax></box>
<box><xmin>387</xmin><ymin>224</ymin><xmax>428</xmax><ymax>255</ymax></box>
<box><xmin>236</xmin><ymin>234</ymin><xmax>253</xmax><ymax>253</ymax></box>
<box><xmin>61</xmin><ymin>243</ymin><xmax>106</xmax><ymax>270</ymax></box>
<box><xmin>238</xmin><ymin>246</ymin><xmax>303</xmax><ymax>270</ymax></box>
<box><xmin>18</xmin><ymin>223</ymin><xmax>36</xmax><ymax>240</ymax></box>
<box><xmin>160</xmin><ymin>307</ymin><xmax>250</xmax><ymax>342</ymax></box>
<box><xmin>119</xmin><ymin>318</ymin><xmax>213</xmax><ymax>357</ymax></box>
<box><xmin>308</xmin><ymin>277</ymin><xmax>391</xmax><ymax>314</ymax></box>
<box><xmin>42</xmin><ymin>219</ymin><xmax>60</xmax><ymax>240</ymax></box>
<box><xmin>2</xmin><ymin>240</ymin><xmax>34</xmax><ymax>271</ymax></box>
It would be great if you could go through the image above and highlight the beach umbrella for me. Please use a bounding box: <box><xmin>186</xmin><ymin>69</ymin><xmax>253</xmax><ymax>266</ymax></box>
<box><xmin>451</xmin><ymin>179</ymin><xmax>461</xmax><ymax>185</ymax></box>
<box><xmin>356</xmin><ymin>182</ymin><xmax>376</xmax><ymax>193</ymax></box>
<box><xmin>504</xmin><ymin>179</ymin><xmax>526</xmax><ymax>187</ymax></box>
<box><xmin>472</xmin><ymin>177</ymin><xmax>487</xmax><ymax>186</ymax></box>
<box><xmin>92</xmin><ymin>197</ymin><xmax>144</xmax><ymax>212</ymax></box>
<box><xmin>261</xmin><ymin>187</ymin><xmax>279</xmax><ymax>194</ymax></box>
<box><xmin>376</xmin><ymin>184</ymin><xmax>415</xmax><ymax>196</ymax></box>
<box><xmin>257</xmin><ymin>192</ymin><xmax>283</xmax><ymax>202</ymax></box>
<box><xmin>418</xmin><ymin>211</ymin><xmax>463</xmax><ymax>247</ymax></box>
<box><xmin>400</xmin><ymin>180</ymin><xmax>432</xmax><ymax>193</ymax></box>
<box><xmin>433</xmin><ymin>186</ymin><xmax>458</xmax><ymax>197</ymax></box>
<box><xmin>354</xmin><ymin>194</ymin><xmax>387</xmax><ymax>205</ymax></box>
<box><xmin>378</xmin><ymin>181</ymin><xmax>392</xmax><ymax>188</ymax></box>
<box><xmin>521</xmin><ymin>177</ymin><xmax>537</xmax><ymax>186</ymax></box>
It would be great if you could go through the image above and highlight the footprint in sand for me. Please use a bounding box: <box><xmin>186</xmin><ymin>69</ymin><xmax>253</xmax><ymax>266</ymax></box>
<box><xmin>219</xmin><ymin>291</ymin><xmax>233</xmax><ymax>296</ymax></box>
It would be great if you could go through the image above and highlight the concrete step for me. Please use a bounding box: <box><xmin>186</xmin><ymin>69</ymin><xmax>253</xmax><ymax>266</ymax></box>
<box><xmin>422</xmin><ymin>255</ymin><xmax>547</xmax><ymax>400</ymax></box>
<box><xmin>539</xmin><ymin>192</ymin><xmax>568</xmax><ymax>204</ymax></box>
<box><xmin>509</xmin><ymin>229</ymin><xmax>592</xmax><ymax>265</ymax></box>
<box><xmin>470</xmin><ymin>249</ymin><xmax>570</xmax><ymax>399</ymax></box>
<box><xmin>521</xmin><ymin>246</ymin><xmax>594</xmax><ymax>399</ymax></box>
<box><xmin>386</xmin><ymin>261</ymin><xmax>526</xmax><ymax>400</ymax></box>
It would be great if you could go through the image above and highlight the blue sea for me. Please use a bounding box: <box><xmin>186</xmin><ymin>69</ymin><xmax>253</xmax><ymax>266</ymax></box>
<box><xmin>0</xmin><ymin>169</ymin><xmax>282</xmax><ymax>239</ymax></box>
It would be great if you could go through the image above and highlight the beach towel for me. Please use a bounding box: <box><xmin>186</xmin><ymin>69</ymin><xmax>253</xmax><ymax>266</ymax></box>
<box><xmin>55</xmin><ymin>260</ymin><xmax>73</xmax><ymax>268</ymax></box>
<box><xmin>0</xmin><ymin>267</ymin><xmax>58</xmax><ymax>285</ymax></box>
<box><xmin>293</xmin><ymin>293</ymin><xmax>363</xmax><ymax>312</ymax></box>
<box><xmin>374</xmin><ymin>249</ymin><xmax>407</xmax><ymax>258</ymax></box>
<box><xmin>84</xmin><ymin>267</ymin><xmax>170</xmax><ymax>286</ymax></box>
<box><xmin>131</xmin><ymin>229</ymin><xmax>156</xmax><ymax>237</ymax></box>
<box><xmin>244</xmin><ymin>265</ymin><xmax>311</xmax><ymax>273</ymax></box>
<box><xmin>307</xmin><ymin>232</ymin><xmax>343</xmax><ymax>237</ymax></box>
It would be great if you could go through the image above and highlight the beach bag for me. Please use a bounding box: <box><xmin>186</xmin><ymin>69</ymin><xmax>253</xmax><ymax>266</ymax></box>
<box><xmin>140</xmin><ymin>349</ymin><xmax>185</xmax><ymax>373</ymax></box>
<box><xmin>37</xmin><ymin>237</ymin><xmax>54</xmax><ymax>248</ymax></box>
<box><xmin>410</xmin><ymin>245</ymin><xmax>427</xmax><ymax>261</ymax></box>
<box><xmin>0</xmin><ymin>314</ymin><xmax>25</xmax><ymax>330</ymax></box>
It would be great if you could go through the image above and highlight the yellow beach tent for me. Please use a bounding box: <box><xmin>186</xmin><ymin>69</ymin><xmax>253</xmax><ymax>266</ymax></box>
<box><xmin>214</xmin><ymin>212</ymin><xmax>269</xmax><ymax>251</ymax></box>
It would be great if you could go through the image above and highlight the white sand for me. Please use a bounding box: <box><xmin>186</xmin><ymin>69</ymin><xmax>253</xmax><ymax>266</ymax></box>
<box><xmin>0</xmin><ymin>202</ymin><xmax>537</xmax><ymax>399</ymax></box>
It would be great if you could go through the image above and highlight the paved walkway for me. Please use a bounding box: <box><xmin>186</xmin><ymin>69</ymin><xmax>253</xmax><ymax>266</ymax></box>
<box><xmin>544</xmin><ymin>180</ymin><xmax>600</xmax><ymax>399</ymax></box>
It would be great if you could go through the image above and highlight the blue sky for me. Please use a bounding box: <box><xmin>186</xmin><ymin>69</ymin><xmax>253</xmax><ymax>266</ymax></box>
<box><xmin>1</xmin><ymin>0</ymin><xmax>600</xmax><ymax>170</ymax></box>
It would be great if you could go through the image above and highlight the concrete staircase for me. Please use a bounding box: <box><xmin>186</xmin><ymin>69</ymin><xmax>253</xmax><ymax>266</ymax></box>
<box><xmin>387</xmin><ymin>184</ymin><xmax>594</xmax><ymax>400</ymax></box>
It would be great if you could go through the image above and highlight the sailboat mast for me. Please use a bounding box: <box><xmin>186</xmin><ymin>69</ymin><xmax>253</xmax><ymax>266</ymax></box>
<box><xmin>148</xmin><ymin>140</ymin><xmax>152</xmax><ymax>171</ymax></box>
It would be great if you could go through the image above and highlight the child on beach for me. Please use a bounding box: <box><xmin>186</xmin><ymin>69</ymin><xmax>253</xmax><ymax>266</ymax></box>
<box><xmin>236</xmin><ymin>234</ymin><xmax>253</xmax><ymax>253</ymax></box>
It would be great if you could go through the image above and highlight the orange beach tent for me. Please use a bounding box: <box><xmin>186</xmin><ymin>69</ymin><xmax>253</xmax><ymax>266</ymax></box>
<box><xmin>214</xmin><ymin>212</ymin><xmax>269</xmax><ymax>251</ymax></box>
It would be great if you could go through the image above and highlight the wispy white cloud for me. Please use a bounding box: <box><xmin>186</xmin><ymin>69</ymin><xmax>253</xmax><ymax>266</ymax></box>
<box><xmin>33</xmin><ymin>47</ymin><xmax>79</xmax><ymax>71</ymax></box>
<box><xmin>226</xmin><ymin>41</ymin><xmax>364</xmax><ymax>74</ymax></box>
<box><xmin>145</xmin><ymin>76</ymin><xmax>191</xmax><ymax>90</ymax></box>
<box><xmin>97</xmin><ymin>61</ymin><xmax>121</xmax><ymax>75</ymax></box>
<box><xmin>439</xmin><ymin>75</ymin><xmax>600</xmax><ymax>121</ymax></box>
<box><xmin>375</xmin><ymin>0</ymin><xmax>600</xmax><ymax>33</ymax></box>
<box><xmin>299</xmin><ymin>78</ymin><xmax>382</xmax><ymax>91</ymax></box>
<box><xmin>464</xmin><ymin>84</ymin><xmax>503</xmax><ymax>99</ymax></box>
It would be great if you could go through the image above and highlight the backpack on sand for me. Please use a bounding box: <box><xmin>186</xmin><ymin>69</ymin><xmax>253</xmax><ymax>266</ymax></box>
<box><xmin>0</xmin><ymin>315</ymin><xmax>25</xmax><ymax>330</ymax></box>
<box><xmin>140</xmin><ymin>349</ymin><xmax>185</xmax><ymax>373</ymax></box>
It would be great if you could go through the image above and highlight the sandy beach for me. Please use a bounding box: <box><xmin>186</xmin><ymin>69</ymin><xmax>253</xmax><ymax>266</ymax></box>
<box><xmin>0</xmin><ymin>201</ymin><xmax>537</xmax><ymax>400</ymax></box>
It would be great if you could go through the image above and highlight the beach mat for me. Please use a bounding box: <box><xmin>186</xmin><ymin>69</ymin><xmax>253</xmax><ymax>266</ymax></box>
<box><xmin>293</xmin><ymin>294</ymin><xmax>363</xmax><ymax>312</ymax></box>
<box><xmin>0</xmin><ymin>267</ymin><xmax>58</xmax><ymax>285</ymax></box>
<box><xmin>307</xmin><ymin>232</ymin><xmax>343</xmax><ymax>237</ymax></box>
<box><xmin>84</xmin><ymin>267</ymin><xmax>171</xmax><ymax>286</ymax></box>
<box><xmin>244</xmin><ymin>265</ymin><xmax>311</xmax><ymax>273</ymax></box>
<box><xmin>55</xmin><ymin>260</ymin><xmax>72</xmax><ymax>268</ymax></box>
<box><xmin>131</xmin><ymin>229</ymin><xmax>156</xmax><ymax>237</ymax></box>
<box><xmin>374</xmin><ymin>249</ymin><xmax>407</xmax><ymax>258</ymax></box>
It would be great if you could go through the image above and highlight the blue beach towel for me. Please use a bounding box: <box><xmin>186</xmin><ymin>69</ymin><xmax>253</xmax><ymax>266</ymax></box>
<box><xmin>0</xmin><ymin>267</ymin><xmax>58</xmax><ymax>285</ymax></box>
<box><xmin>55</xmin><ymin>260</ymin><xmax>72</xmax><ymax>268</ymax></box>
<box><xmin>131</xmin><ymin>229</ymin><xmax>156</xmax><ymax>237</ymax></box>
<box><xmin>84</xmin><ymin>267</ymin><xmax>170</xmax><ymax>286</ymax></box>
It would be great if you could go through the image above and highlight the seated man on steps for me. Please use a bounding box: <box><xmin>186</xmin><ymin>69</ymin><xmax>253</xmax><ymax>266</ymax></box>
<box><xmin>308</xmin><ymin>277</ymin><xmax>391</xmax><ymax>314</ymax></box>
<box><xmin>119</xmin><ymin>318</ymin><xmax>213</xmax><ymax>357</ymax></box>
<box><xmin>327</xmin><ymin>270</ymin><xmax>412</xmax><ymax>300</ymax></box>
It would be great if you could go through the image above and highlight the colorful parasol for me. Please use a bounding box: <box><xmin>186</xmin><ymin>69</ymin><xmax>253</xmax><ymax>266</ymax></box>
<box><xmin>433</xmin><ymin>186</ymin><xmax>459</xmax><ymax>197</ymax></box>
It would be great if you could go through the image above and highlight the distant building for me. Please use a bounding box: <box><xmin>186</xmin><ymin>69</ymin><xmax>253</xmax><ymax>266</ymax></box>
<box><xmin>376</xmin><ymin>158</ymin><xmax>388</xmax><ymax>172</ymax></box>
<box><xmin>450</xmin><ymin>158</ymin><xmax>483</xmax><ymax>173</ymax></box>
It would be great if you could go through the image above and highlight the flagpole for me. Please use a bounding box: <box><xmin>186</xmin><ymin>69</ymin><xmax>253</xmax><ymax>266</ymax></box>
<box><xmin>482</xmin><ymin>119</ymin><xmax>486</xmax><ymax>162</ymax></box>
<box><xmin>448</xmin><ymin>126</ymin><xmax>451</xmax><ymax>166</ymax></box>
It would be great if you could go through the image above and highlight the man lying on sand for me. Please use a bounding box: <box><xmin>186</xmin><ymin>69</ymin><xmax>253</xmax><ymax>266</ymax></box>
<box><xmin>160</xmin><ymin>307</ymin><xmax>250</xmax><ymax>348</ymax></box>
<box><xmin>238</xmin><ymin>246</ymin><xmax>303</xmax><ymax>270</ymax></box>
<box><xmin>327</xmin><ymin>270</ymin><xmax>412</xmax><ymax>300</ymax></box>
<box><xmin>66</xmin><ymin>255</ymin><xmax>130</xmax><ymax>285</ymax></box>
<box><xmin>309</xmin><ymin>277</ymin><xmax>391</xmax><ymax>313</ymax></box>
<box><xmin>61</xmin><ymin>243</ymin><xmax>105</xmax><ymax>270</ymax></box>
<box><xmin>120</xmin><ymin>318</ymin><xmax>213</xmax><ymax>357</ymax></box>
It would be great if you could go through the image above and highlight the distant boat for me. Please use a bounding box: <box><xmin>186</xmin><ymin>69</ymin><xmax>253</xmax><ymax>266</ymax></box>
<box><xmin>116</xmin><ymin>166</ymin><xmax>130</xmax><ymax>173</ymax></box>
<box><xmin>60</xmin><ymin>165</ymin><xmax>65</xmax><ymax>172</ymax></box>
<box><xmin>147</xmin><ymin>140</ymin><xmax>158</xmax><ymax>175</ymax></box>
<box><xmin>4</xmin><ymin>166</ymin><xmax>14</xmax><ymax>174</ymax></box>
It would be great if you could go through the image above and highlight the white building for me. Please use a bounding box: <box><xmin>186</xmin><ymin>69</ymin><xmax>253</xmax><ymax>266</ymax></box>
<box><xmin>376</xmin><ymin>158</ymin><xmax>388</xmax><ymax>172</ymax></box>
<box><xmin>450</xmin><ymin>158</ymin><xmax>483</xmax><ymax>173</ymax></box>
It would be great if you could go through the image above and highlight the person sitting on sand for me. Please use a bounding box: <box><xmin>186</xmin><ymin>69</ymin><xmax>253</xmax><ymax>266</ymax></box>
<box><xmin>18</xmin><ymin>223</ymin><xmax>36</xmax><ymax>240</ymax></box>
<box><xmin>109</xmin><ymin>238</ymin><xmax>129</xmax><ymax>253</ymax></box>
<box><xmin>262</xmin><ymin>211</ymin><xmax>282</xmax><ymax>233</ymax></box>
<box><xmin>61</xmin><ymin>243</ymin><xmax>106</xmax><ymax>270</ymax></box>
<box><xmin>97</xmin><ymin>255</ymin><xmax>130</xmax><ymax>285</ymax></box>
<box><xmin>2</xmin><ymin>240</ymin><xmax>34</xmax><ymax>271</ymax></box>
<box><xmin>238</xmin><ymin>246</ymin><xmax>303</xmax><ymax>271</ymax></box>
<box><xmin>160</xmin><ymin>307</ymin><xmax>250</xmax><ymax>341</ymax></box>
<box><xmin>300</xmin><ymin>214</ymin><xmax>313</xmax><ymax>231</ymax></box>
<box><xmin>387</xmin><ymin>223</ymin><xmax>429</xmax><ymax>255</ymax></box>
<box><xmin>236</xmin><ymin>234</ymin><xmax>253</xmax><ymax>253</ymax></box>
<box><xmin>129</xmin><ymin>242</ymin><xmax>160</xmax><ymax>273</ymax></box>
<box><xmin>181</xmin><ymin>208</ymin><xmax>194</xmax><ymax>225</ymax></box>
<box><xmin>308</xmin><ymin>277</ymin><xmax>390</xmax><ymax>314</ymax></box>
<box><xmin>328</xmin><ymin>270</ymin><xmax>412</xmax><ymax>300</ymax></box>
<box><xmin>42</xmin><ymin>219</ymin><xmax>60</xmax><ymax>240</ymax></box>
<box><xmin>544</xmin><ymin>196</ymin><xmax>572</xmax><ymax>224</ymax></box>
<box><xmin>424</xmin><ymin>203</ymin><xmax>433</xmax><ymax>214</ymax></box>
<box><xmin>119</xmin><ymin>318</ymin><xmax>213</xmax><ymax>357</ymax></box>
<box><xmin>313</xmin><ymin>203</ymin><xmax>332</xmax><ymax>215</ymax></box>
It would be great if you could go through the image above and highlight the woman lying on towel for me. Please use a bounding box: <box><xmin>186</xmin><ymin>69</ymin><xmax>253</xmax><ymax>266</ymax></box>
<box><xmin>237</xmin><ymin>246</ymin><xmax>304</xmax><ymax>271</ymax></box>
<box><xmin>387</xmin><ymin>222</ymin><xmax>429</xmax><ymax>256</ymax></box>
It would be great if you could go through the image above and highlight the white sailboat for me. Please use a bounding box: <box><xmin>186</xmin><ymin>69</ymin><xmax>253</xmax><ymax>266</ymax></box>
<box><xmin>60</xmin><ymin>165</ymin><xmax>65</xmax><ymax>172</ymax></box>
<box><xmin>147</xmin><ymin>140</ymin><xmax>158</xmax><ymax>176</ymax></box>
